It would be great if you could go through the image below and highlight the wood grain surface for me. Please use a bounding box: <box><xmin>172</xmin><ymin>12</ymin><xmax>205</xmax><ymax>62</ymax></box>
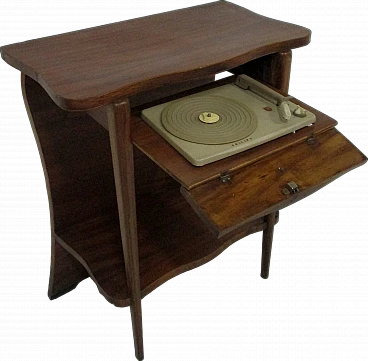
<box><xmin>48</xmin><ymin>238</ymin><xmax>89</xmax><ymax>300</ymax></box>
<box><xmin>1</xmin><ymin>1</ymin><xmax>310</xmax><ymax>110</ymax></box>
<box><xmin>22</xmin><ymin>74</ymin><xmax>127</xmax><ymax>306</ymax></box>
<box><xmin>129</xmin><ymin>52</ymin><xmax>292</xmax><ymax>111</ymax></box>
<box><xmin>231</xmin><ymin>51</ymin><xmax>293</xmax><ymax>93</ymax></box>
<box><xmin>181</xmin><ymin>128</ymin><xmax>367</xmax><ymax>237</ymax></box>
<box><xmin>22</xmin><ymin>75</ymin><xmax>119</xmax><ymax>231</ymax></box>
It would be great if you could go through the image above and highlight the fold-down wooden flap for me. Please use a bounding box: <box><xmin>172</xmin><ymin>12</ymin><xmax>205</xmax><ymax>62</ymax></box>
<box><xmin>181</xmin><ymin>128</ymin><xmax>366</xmax><ymax>238</ymax></box>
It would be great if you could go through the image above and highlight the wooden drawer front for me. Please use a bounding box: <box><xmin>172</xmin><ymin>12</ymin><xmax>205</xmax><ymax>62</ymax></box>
<box><xmin>181</xmin><ymin>128</ymin><xmax>366</xmax><ymax>237</ymax></box>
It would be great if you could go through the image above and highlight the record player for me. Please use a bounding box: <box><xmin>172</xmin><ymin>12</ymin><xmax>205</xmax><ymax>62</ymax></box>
<box><xmin>141</xmin><ymin>75</ymin><xmax>316</xmax><ymax>165</ymax></box>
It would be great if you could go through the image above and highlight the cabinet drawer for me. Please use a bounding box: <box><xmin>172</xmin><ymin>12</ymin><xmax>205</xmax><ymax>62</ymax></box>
<box><xmin>181</xmin><ymin>128</ymin><xmax>366</xmax><ymax>237</ymax></box>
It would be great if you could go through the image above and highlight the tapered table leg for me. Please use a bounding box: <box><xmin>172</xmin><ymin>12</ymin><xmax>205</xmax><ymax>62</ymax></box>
<box><xmin>261</xmin><ymin>212</ymin><xmax>276</xmax><ymax>279</ymax></box>
<box><xmin>108</xmin><ymin>100</ymin><xmax>144</xmax><ymax>360</ymax></box>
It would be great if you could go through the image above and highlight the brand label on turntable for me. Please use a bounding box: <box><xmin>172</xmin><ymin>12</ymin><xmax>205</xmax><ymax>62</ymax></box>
<box><xmin>141</xmin><ymin>75</ymin><xmax>316</xmax><ymax>166</ymax></box>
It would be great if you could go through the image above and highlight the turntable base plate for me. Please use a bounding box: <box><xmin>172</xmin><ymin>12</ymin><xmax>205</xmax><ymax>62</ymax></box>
<box><xmin>141</xmin><ymin>80</ymin><xmax>316</xmax><ymax>166</ymax></box>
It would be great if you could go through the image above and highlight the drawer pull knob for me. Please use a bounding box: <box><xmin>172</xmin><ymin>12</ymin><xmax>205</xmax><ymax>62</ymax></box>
<box><xmin>282</xmin><ymin>181</ymin><xmax>299</xmax><ymax>195</ymax></box>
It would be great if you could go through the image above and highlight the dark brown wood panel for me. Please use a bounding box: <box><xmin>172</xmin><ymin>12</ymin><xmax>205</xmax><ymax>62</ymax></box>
<box><xmin>1</xmin><ymin>1</ymin><xmax>310</xmax><ymax>110</ymax></box>
<box><xmin>231</xmin><ymin>51</ymin><xmax>293</xmax><ymax>93</ymax></box>
<box><xmin>48</xmin><ymin>239</ymin><xmax>89</xmax><ymax>300</ymax></box>
<box><xmin>132</xmin><ymin>96</ymin><xmax>338</xmax><ymax>190</ymax></box>
<box><xmin>22</xmin><ymin>75</ymin><xmax>130</xmax><ymax>308</ymax></box>
<box><xmin>22</xmin><ymin>76</ymin><xmax>119</xmax><ymax>234</ymax></box>
<box><xmin>182</xmin><ymin>129</ymin><xmax>367</xmax><ymax>237</ymax></box>
<box><xmin>129</xmin><ymin>52</ymin><xmax>292</xmax><ymax>115</ymax></box>
<box><xmin>55</xmin><ymin>214</ymin><xmax>127</xmax><ymax>306</ymax></box>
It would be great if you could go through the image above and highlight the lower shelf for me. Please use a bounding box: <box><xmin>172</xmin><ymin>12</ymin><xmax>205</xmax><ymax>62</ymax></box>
<box><xmin>56</xmin><ymin>176</ymin><xmax>275</xmax><ymax>307</ymax></box>
<box><xmin>135</xmin><ymin>179</ymin><xmax>276</xmax><ymax>301</ymax></box>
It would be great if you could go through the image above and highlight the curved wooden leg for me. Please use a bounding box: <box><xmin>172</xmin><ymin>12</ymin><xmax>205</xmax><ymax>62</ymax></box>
<box><xmin>261</xmin><ymin>212</ymin><xmax>276</xmax><ymax>279</ymax></box>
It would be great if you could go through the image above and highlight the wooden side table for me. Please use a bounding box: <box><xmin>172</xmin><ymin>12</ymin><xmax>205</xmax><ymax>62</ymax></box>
<box><xmin>1</xmin><ymin>2</ymin><xmax>366</xmax><ymax>360</ymax></box>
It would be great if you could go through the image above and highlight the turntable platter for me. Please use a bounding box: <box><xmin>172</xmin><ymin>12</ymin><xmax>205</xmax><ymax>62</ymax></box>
<box><xmin>161</xmin><ymin>95</ymin><xmax>258</xmax><ymax>145</ymax></box>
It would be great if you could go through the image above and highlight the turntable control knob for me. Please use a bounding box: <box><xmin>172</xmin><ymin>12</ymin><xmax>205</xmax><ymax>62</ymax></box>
<box><xmin>279</xmin><ymin>102</ymin><xmax>291</xmax><ymax>123</ymax></box>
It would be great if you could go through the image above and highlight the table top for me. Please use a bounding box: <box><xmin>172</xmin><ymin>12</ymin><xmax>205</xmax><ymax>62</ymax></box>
<box><xmin>1</xmin><ymin>1</ymin><xmax>310</xmax><ymax>110</ymax></box>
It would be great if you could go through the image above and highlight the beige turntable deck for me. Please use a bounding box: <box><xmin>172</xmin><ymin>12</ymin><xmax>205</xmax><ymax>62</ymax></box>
<box><xmin>141</xmin><ymin>75</ymin><xmax>316</xmax><ymax>166</ymax></box>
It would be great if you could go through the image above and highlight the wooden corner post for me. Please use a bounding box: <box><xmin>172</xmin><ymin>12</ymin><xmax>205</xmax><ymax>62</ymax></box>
<box><xmin>265</xmin><ymin>51</ymin><xmax>293</xmax><ymax>93</ymax></box>
<box><xmin>108</xmin><ymin>100</ymin><xmax>144</xmax><ymax>361</ymax></box>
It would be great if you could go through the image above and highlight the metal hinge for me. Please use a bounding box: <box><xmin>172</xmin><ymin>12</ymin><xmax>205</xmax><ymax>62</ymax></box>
<box><xmin>219</xmin><ymin>171</ymin><xmax>232</xmax><ymax>183</ymax></box>
<box><xmin>306</xmin><ymin>133</ymin><xmax>316</xmax><ymax>145</ymax></box>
